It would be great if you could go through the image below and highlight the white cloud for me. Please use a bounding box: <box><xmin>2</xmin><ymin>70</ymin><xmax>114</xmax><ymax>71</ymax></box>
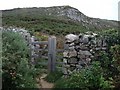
<box><xmin>0</xmin><ymin>0</ymin><xmax>119</xmax><ymax>20</ymax></box>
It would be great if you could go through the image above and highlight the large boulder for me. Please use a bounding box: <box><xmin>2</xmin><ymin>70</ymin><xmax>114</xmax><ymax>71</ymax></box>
<box><xmin>65</xmin><ymin>34</ymin><xmax>79</xmax><ymax>42</ymax></box>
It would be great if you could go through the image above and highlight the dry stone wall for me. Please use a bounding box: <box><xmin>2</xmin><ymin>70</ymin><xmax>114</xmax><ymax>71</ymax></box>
<box><xmin>2</xmin><ymin>27</ymin><xmax>40</xmax><ymax>65</ymax></box>
<box><xmin>63</xmin><ymin>32</ymin><xmax>107</xmax><ymax>76</ymax></box>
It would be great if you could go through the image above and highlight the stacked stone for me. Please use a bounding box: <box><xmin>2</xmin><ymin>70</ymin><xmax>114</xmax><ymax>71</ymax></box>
<box><xmin>2</xmin><ymin>27</ymin><xmax>40</xmax><ymax>65</ymax></box>
<box><xmin>2</xmin><ymin>27</ymin><xmax>31</xmax><ymax>43</ymax></box>
<box><xmin>63</xmin><ymin>32</ymin><xmax>107</xmax><ymax>76</ymax></box>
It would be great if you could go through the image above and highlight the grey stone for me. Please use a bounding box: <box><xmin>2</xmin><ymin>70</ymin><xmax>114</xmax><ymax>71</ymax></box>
<box><xmin>63</xmin><ymin>51</ymin><xmax>69</xmax><ymax>57</ymax></box>
<box><xmin>77</xmin><ymin>54</ymin><xmax>86</xmax><ymax>59</ymax></box>
<box><xmin>79</xmin><ymin>45</ymin><xmax>88</xmax><ymax>50</ymax></box>
<box><xmin>68</xmin><ymin>46</ymin><xmax>75</xmax><ymax>50</ymax></box>
<box><xmin>76</xmin><ymin>65</ymin><xmax>83</xmax><ymax>69</ymax></box>
<box><xmin>64</xmin><ymin>44</ymin><xmax>69</xmax><ymax>50</ymax></box>
<box><xmin>102</xmin><ymin>40</ymin><xmax>107</xmax><ymax>46</ymax></box>
<box><xmin>65</xmin><ymin>34</ymin><xmax>79</xmax><ymax>42</ymax></box>
<box><xmin>75</xmin><ymin>45</ymin><xmax>80</xmax><ymax>50</ymax></box>
<box><xmin>102</xmin><ymin>47</ymin><xmax>107</xmax><ymax>50</ymax></box>
<box><xmin>95</xmin><ymin>48</ymin><xmax>101</xmax><ymax>50</ymax></box>
<box><xmin>68</xmin><ymin>50</ymin><xmax>77</xmax><ymax>57</ymax></box>
<box><xmin>82</xmin><ymin>35</ymin><xmax>89</xmax><ymax>44</ymax></box>
<box><xmin>86</xmin><ymin>58</ymin><xmax>91</xmax><ymax>62</ymax></box>
<box><xmin>90</xmin><ymin>49</ymin><xmax>93</xmax><ymax>52</ymax></box>
<box><xmin>62</xmin><ymin>68</ymin><xmax>68</xmax><ymax>74</ymax></box>
<box><xmin>68</xmin><ymin>70</ymin><xmax>72</xmax><ymax>74</ymax></box>
<box><xmin>78</xmin><ymin>50</ymin><xmax>92</xmax><ymax>56</ymax></box>
<box><xmin>97</xmin><ymin>39</ymin><xmax>102</xmax><ymax>46</ymax></box>
<box><xmin>69</xmin><ymin>43</ymin><xmax>75</xmax><ymax>46</ymax></box>
<box><xmin>63</xmin><ymin>58</ymin><xmax>67</xmax><ymax>63</ymax></box>
<box><xmin>78</xmin><ymin>61</ymin><xmax>85</xmax><ymax>65</ymax></box>
<box><xmin>65</xmin><ymin>65</ymin><xmax>70</xmax><ymax>68</ymax></box>
<box><xmin>68</xmin><ymin>58</ymin><xmax>78</xmax><ymax>64</ymax></box>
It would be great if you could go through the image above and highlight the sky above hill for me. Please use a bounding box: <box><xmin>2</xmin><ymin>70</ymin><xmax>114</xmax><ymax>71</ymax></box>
<box><xmin>0</xmin><ymin>0</ymin><xmax>119</xmax><ymax>21</ymax></box>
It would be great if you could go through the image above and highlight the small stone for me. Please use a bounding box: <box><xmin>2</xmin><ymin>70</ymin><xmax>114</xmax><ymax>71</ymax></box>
<box><xmin>68</xmin><ymin>46</ymin><xmax>75</xmax><ymax>50</ymax></box>
<box><xmin>69</xmin><ymin>43</ymin><xmax>75</xmax><ymax>46</ymax></box>
<box><xmin>63</xmin><ymin>51</ymin><xmax>69</xmax><ymax>57</ymax></box>
<box><xmin>82</xmin><ymin>35</ymin><xmax>89</xmax><ymax>44</ymax></box>
<box><xmin>90</xmin><ymin>55</ymin><xmax>94</xmax><ymax>58</ymax></box>
<box><xmin>102</xmin><ymin>47</ymin><xmax>107</xmax><ymax>50</ymax></box>
<box><xmin>68</xmin><ymin>70</ymin><xmax>72</xmax><ymax>74</ymax></box>
<box><xmin>95</xmin><ymin>48</ymin><xmax>101</xmax><ymax>50</ymax></box>
<box><xmin>79</xmin><ymin>46</ymin><xmax>88</xmax><ymax>50</ymax></box>
<box><xmin>68</xmin><ymin>58</ymin><xmax>78</xmax><ymax>64</ymax></box>
<box><xmin>90</xmin><ymin>49</ymin><xmax>93</xmax><ymax>52</ymax></box>
<box><xmin>64</xmin><ymin>44</ymin><xmax>69</xmax><ymax>50</ymax></box>
<box><xmin>97</xmin><ymin>39</ymin><xmax>102</xmax><ymax>46</ymax></box>
<box><xmin>102</xmin><ymin>40</ymin><xmax>107</xmax><ymax>46</ymax></box>
<box><xmin>76</xmin><ymin>65</ymin><xmax>83</xmax><ymax>69</ymax></box>
<box><xmin>78</xmin><ymin>50</ymin><xmax>92</xmax><ymax>56</ymax></box>
<box><xmin>86</xmin><ymin>58</ymin><xmax>91</xmax><ymax>62</ymax></box>
<box><xmin>75</xmin><ymin>45</ymin><xmax>80</xmax><ymax>50</ymax></box>
<box><xmin>63</xmin><ymin>58</ymin><xmax>67</xmax><ymax>63</ymax></box>
<box><xmin>74</xmin><ymin>40</ymin><xmax>79</xmax><ymax>45</ymax></box>
<box><xmin>68</xmin><ymin>50</ymin><xmax>77</xmax><ymax>57</ymax></box>
<box><xmin>70</xmin><ymin>64</ymin><xmax>76</xmax><ymax>69</ymax></box>
<box><xmin>78</xmin><ymin>54</ymin><xmax>86</xmax><ymax>59</ymax></box>
<box><xmin>78</xmin><ymin>60</ymin><xmax>85</xmax><ymax>65</ymax></box>
<box><xmin>62</xmin><ymin>68</ymin><xmax>68</xmax><ymax>75</ymax></box>
<box><xmin>65</xmin><ymin>65</ymin><xmax>70</xmax><ymax>68</ymax></box>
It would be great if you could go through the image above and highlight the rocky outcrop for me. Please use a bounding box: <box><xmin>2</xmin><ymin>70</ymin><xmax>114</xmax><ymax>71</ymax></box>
<box><xmin>63</xmin><ymin>32</ymin><xmax>107</xmax><ymax>76</ymax></box>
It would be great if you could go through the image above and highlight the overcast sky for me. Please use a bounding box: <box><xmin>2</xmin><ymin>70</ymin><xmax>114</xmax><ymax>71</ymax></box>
<box><xmin>0</xmin><ymin>0</ymin><xmax>119</xmax><ymax>21</ymax></box>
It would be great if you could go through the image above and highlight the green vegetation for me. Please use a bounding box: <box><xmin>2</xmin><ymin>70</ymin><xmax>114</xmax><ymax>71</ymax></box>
<box><xmin>2</xmin><ymin>6</ymin><xmax>118</xmax><ymax>36</ymax></box>
<box><xmin>99</xmin><ymin>29</ymin><xmax>119</xmax><ymax>47</ymax></box>
<box><xmin>2</xmin><ymin>31</ymin><xmax>37</xmax><ymax>88</ymax></box>
<box><xmin>54</xmin><ymin>61</ymin><xmax>113</xmax><ymax>89</ymax></box>
<box><xmin>53</xmin><ymin>29</ymin><xmax>120</xmax><ymax>89</ymax></box>
<box><xmin>2</xmin><ymin>28</ymin><xmax>119</xmax><ymax>89</ymax></box>
<box><xmin>45</xmin><ymin>70</ymin><xmax>63</xmax><ymax>83</ymax></box>
<box><xmin>2</xmin><ymin>6</ymin><xmax>119</xmax><ymax>89</ymax></box>
<box><xmin>34</xmin><ymin>58</ymin><xmax>48</xmax><ymax>74</ymax></box>
<box><xmin>2</xmin><ymin>15</ymin><xmax>87</xmax><ymax>35</ymax></box>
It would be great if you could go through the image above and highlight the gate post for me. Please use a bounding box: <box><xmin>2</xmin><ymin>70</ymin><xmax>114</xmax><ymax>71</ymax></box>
<box><xmin>30</xmin><ymin>36</ymin><xmax>35</xmax><ymax>65</ymax></box>
<box><xmin>48</xmin><ymin>36</ymin><xmax>56</xmax><ymax>72</ymax></box>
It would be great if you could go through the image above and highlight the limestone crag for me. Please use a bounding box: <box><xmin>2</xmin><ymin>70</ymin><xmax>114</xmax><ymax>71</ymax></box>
<box><xmin>63</xmin><ymin>32</ymin><xmax>107</xmax><ymax>76</ymax></box>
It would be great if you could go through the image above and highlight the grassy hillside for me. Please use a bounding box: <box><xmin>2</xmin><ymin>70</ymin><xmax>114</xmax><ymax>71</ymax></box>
<box><xmin>2</xmin><ymin>6</ymin><xmax>118</xmax><ymax>35</ymax></box>
<box><xmin>2</xmin><ymin>15</ymin><xmax>87</xmax><ymax>35</ymax></box>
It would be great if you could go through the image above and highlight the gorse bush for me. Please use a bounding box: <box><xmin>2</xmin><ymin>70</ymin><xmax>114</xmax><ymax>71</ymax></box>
<box><xmin>2</xmin><ymin>31</ymin><xmax>36</xmax><ymax>89</ymax></box>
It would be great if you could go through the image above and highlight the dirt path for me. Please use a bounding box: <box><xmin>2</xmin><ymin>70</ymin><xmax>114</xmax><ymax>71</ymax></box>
<box><xmin>36</xmin><ymin>74</ymin><xmax>54</xmax><ymax>89</ymax></box>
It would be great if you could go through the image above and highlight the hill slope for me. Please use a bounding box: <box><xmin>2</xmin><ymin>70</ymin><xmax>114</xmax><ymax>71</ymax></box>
<box><xmin>2</xmin><ymin>5</ymin><xmax>118</xmax><ymax>35</ymax></box>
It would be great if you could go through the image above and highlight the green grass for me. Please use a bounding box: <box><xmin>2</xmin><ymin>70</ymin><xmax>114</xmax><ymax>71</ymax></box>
<box><xmin>2</xmin><ymin>15</ymin><xmax>88</xmax><ymax>35</ymax></box>
<box><xmin>2</xmin><ymin>6</ymin><xmax>118</xmax><ymax>36</ymax></box>
<box><xmin>44</xmin><ymin>70</ymin><xmax>63</xmax><ymax>83</ymax></box>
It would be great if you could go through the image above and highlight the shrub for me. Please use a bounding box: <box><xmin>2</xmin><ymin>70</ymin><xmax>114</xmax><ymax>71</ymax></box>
<box><xmin>54</xmin><ymin>61</ymin><xmax>113</xmax><ymax>89</ymax></box>
<box><xmin>110</xmin><ymin>45</ymin><xmax>120</xmax><ymax>88</ymax></box>
<box><xmin>2</xmin><ymin>31</ymin><xmax>36</xmax><ymax>89</ymax></box>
